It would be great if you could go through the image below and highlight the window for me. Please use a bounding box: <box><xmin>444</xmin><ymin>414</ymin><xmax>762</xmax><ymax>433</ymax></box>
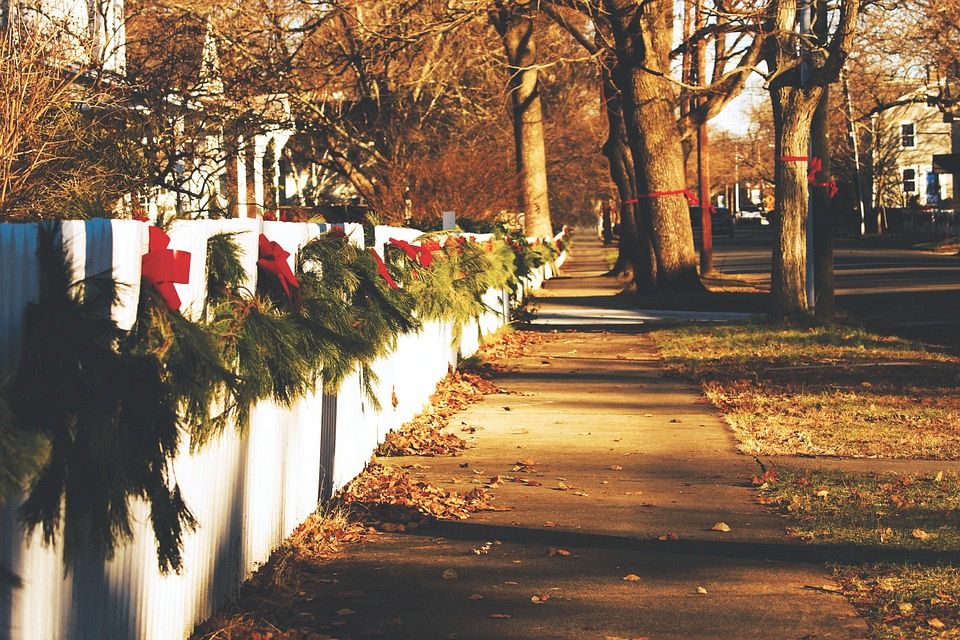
<box><xmin>901</xmin><ymin>122</ymin><xmax>916</xmax><ymax>148</ymax></box>
<box><xmin>903</xmin><ymin>168</ymin><xmax>916</xmax><ymax>193</ymax></box>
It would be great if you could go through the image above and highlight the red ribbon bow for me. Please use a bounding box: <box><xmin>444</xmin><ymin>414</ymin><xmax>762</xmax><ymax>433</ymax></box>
<box><xmin>807</xmin><ymin>157</ymin><xmax>840</xmax><ymax>198</ymax></box>
<box><xmin>369</xmin><ymin>248</ymin><xmax>399</xmax><ymax>289</ymax></box>
<box><xmin>781</xmin><ymin>156</ymin><xmax>839</xmax><ymax>198</ymax></box>
<box><xmin>141</xmin><ymin>226</ymin><xmax>191</xmax><ymax>312</ymax></box>
<box><xmin>389</xmin><ymin>238</ymin><xmax>437</xmax><ymax>268</ymax></box>
<box><xmin>258</xmin><ymin>234</ymin><xmax>301</xmax><ymax>298</ymax></box>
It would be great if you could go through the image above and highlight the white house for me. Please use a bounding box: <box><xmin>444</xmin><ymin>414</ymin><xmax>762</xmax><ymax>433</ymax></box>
<box><xmin>878</xmin><ymin>89</ymin><xmax>955</xmax><ymax>208</ymax></box>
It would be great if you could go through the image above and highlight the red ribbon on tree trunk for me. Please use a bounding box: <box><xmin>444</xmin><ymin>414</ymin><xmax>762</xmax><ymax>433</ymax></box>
<box><xmin>369</xmin><ymin>248</ymin><xmax>399</xmax><ymax>289</ymax></box>
<box><xmin>141</xmin><ymin>225</ymin><xmax>191</xmax><ymax>312</ymax></box>
<box><xmin>779</xmin><ymin>156</ymin><xmax>838</xmax><ymax>198</ymax></box>
<box><xmin>631</xmin><ymin>189</ymin><xmax>701</xmax><ymax>206</ymax></box>
<box><xmin>258</xmin><ymin>234</ymin><xmax>301</xmax><ymax>299</ymax></box>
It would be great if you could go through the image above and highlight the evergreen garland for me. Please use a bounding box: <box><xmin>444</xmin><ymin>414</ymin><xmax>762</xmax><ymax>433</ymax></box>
<box><xmin>296</xmin><ymin>234</ymin><xmax>418</xmax><ymax>404</ymax></box>
<box><xmin>12</xmin><ymin>225</ymin><xmax>197</xmax><ymax>573</ymax></box>
<box><xmin>4</xmin><ymin>222</ymin><xmax>535</xmax><ymax>574</ymax></box>
<box><xmin>387</xmin><ymin>234</ymin><xmax>518</xmax><ymax>340</ymax></box>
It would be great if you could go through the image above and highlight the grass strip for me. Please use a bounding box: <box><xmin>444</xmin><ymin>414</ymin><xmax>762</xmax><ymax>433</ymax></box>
<box><xmin>759</xmin><ymin>467</ymin><xmax>960</xmax><ymax>639</ymax></box>
<box><xmin>652</xmin><ymin>323</ymin><xmax>960</xmax><ymax>459</ymax></box>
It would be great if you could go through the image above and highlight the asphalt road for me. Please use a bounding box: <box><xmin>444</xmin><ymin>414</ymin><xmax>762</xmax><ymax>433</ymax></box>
<box><xmin>710</xmin><ymin>224</ymin><xmax>960</xmax><ymax>349</ymax></box>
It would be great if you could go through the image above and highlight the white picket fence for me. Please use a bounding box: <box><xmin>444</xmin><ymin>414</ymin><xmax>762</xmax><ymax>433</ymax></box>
<box><xmin>0</xmin><ymin>218</ymin><xmax>560</xmax><ymax>640</ymax></box>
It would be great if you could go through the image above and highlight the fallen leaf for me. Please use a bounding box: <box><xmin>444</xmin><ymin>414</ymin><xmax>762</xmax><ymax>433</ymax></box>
<box><xmin>935</xmin><ymin>471</ymin><xmax>944</xmax><ymax>482</ymax></box>
<box><xmin>711</xmin><ymin>522</ymin><xmax>732</xmax><ymax>532</ymax></box>
<box><xmin>928</xmin><ymin>618</ymin><xmax>946</xmax><ymax>630</ymax></box>
<box><xmin>609</xmin><ymin>465</ymin><xmax>623</xmax><ymax>471</ymax></box>
<box><xmin>898</xmin><ymin>602</ymin><xmax>914</xmax><ymax>613</ymax></box>
<box><xmin>336</xmin><ymin>608</ymin><xmax>356</xmax><ymax>616</ymax></box>
<box><xmin>658</xmin><ymin>532</ymin><xmax>680</xmax><ymax>541</ymax></box>
<box><xmin>504</xmin><ymin>580</ymin><xmax>520</xmax><ymax>584</ymax></box>
<box><xmin>542</xmin><ymin>521</ymin><xmax>557</xmax><ymax>528</ymax></box>
<box><xmin>548</xmin><ymin>547</ymin><xmax>571</xmax><ymax>557</ymax></box>
<box><xmin>912</xmin><ymin>528</ymin><xmax>937</xmax><ymax>541</ymax></box>
<box><xmin>469</xmin><ymin>593</ymin><xmax>484</xmax><ymax>600</ymax></box>
<box><xmin>815</xmin><ymin>489</ymin><xmax>829</xmax><ymax>498</ymax></box>
<box><xmin>556</xmin><ymin>482</ymin><xmax>570</xmax><ymax>491</ymax></box>
<box><xmin>696</xmin><ymin>586</ymin><xmax>708</xmax><ymax>594</ymax></box>
<box><xmin>622</xmin><ymin>574</ymin><xmax>641</xmax><ymax>582</ymax></box>
<box><xmin>503</xmin><ymin>406</ymin><xmax>512</xmax><ymax>411</ymax></box>
<box><xmin>751</xmin><ymin>469</ymin><xmax>779</xmax><ymax>487</ymax></box>
<box><xmin>530</xmin><ymin>593</ymin><xmax>550</xmax><ymax>604</ymax></box>
<box><xmin>489</xmin><ymin>613</ymin><xmax>511</xmax><ymax>619</ymax></box>
<box><xmin>572</xmin><ymin>490</ymin><xmax>589</xmax><ymax>497</ymax></box>
<box><xmin>442</xmin><ymin>569</ymin><xmax>458</xmax><ymax>580</ymax></box>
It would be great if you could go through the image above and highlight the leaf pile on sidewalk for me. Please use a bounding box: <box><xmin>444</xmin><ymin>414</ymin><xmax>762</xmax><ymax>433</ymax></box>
<box><xmin>339</xmin><ymin>463</ymin><xmax>502</xmax><ymax>531</ymax></box>
<box><xmin>375</xmin><ymin>369</ymin><xmax>499</xmax><ymax>456</ymax></box>
<box><xmin>477</xmin><ymin>329</ymin><xmax>548</xmax><ymax>363</ymax></box>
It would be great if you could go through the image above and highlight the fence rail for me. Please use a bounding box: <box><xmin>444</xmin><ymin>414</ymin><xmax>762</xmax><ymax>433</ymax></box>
<box><xmin>0</xmin><ymin>218</ymin><xmax>560</xmax><ymax>640</ymax></box>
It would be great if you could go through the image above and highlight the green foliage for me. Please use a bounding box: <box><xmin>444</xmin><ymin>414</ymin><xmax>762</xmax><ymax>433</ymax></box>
<box><xmin>297</xmin><ymin>235</ymin><xmax>418</xmax><ymax>399</ymax></box>
<box><xmin>5</xmin><ymin>224</ymin><xmax>518</xmax><ymax>575</ymax></box>
<box><xmin>0</xmin><ymin>377</ymin><xmax>48</xmax><ymax>502</ymax></box>
<box><xmin>12</xmin><ymin>226</ymin><xmax>196</xmax><ymax>573</ymax></box>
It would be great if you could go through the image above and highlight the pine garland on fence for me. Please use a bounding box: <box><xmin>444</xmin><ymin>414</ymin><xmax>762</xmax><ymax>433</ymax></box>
<box><xmin>3</xmin><ymin>222</ymin><xmax>558</xmax><ymax>575</ymax></box>
<box><xmin>12</xmin><ymin>225</ymin><xmax>197</xmax><ymax>573</ymax></box>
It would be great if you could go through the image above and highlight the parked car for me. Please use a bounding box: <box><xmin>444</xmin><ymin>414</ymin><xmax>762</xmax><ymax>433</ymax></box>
<box><xmin>736</xmin><ymin>206</ymin><xmax>769</xmax><ymax>225</ymax></box>
<box><xmin>690</xmin><ymin>206</ymin><xmax>735</xmax><ymax>237</ymax></box>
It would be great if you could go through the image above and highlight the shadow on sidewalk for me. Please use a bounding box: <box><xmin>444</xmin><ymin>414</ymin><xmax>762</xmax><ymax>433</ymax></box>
<box><xmin>429</xmin><ymin>519</ymin><xmax>960</xmax><ymax>568</ymax></box>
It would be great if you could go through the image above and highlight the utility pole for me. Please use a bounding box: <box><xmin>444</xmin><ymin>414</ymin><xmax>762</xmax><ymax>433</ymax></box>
<box><xmin>695</xmin><ymin>0</ymin><xmax>713</xmax><ymax>275</ymax></box>
<box><xmin>842</xmin><ymin>69</ymin><xmax>867</xmax><ymax>235</ymax></box>
<box><xmin>734</xmin><ymin>153</ymin><xmax>740</xmax><ymax>214</ymax></box>
<box><xmin>800</xmin><ymin>0</ymin><xmax>815</xmax><ymax>312</ymax></box>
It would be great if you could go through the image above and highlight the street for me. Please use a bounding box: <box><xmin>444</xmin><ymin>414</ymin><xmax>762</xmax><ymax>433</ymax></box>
<box><xmin>711</xmin><ymin>225</ymin><xmax>960</xmax><ymax>348</ymax></box>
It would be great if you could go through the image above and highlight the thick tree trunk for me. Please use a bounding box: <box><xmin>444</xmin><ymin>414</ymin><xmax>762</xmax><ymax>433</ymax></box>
<box><xmin>606</xmin><ymin>0</ymin><xmax>702</xmax><ymax>292</ymax></box>
<box><xmin>492</xmin><ymin>8</ymin><xmax>553</xmax><ymax>238</ymax></box>
<box><xmin>770</xmin><ymin>86</ymin><xmax>822</xmax><ymax>320</ymax></box>
<box><xmin>602</xmin><ymin>66</ymin><xmax>656</xmax><ymax>289</ymax></box>
<box><xmin>811</xmin><ymin>86</ymin><xmax>835</xmax><ymax>320</ymax></box>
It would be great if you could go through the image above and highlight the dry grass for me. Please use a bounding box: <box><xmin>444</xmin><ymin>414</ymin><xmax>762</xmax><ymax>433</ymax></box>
<box><xmin>653</xmin><ymin>323</ymin><xmax>960</xmax><ymax>459</ymax></box>
<box><xmin>759</xmin><ymin>468</ymin><xmax>960</xmax><ymax>639</ymax></box>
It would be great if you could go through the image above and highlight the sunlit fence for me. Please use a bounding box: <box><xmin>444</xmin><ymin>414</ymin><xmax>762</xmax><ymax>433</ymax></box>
<box><xmin>0</xmin><ymin>218</ymin><xmax>562</xmax><ymax>640</ymax></box>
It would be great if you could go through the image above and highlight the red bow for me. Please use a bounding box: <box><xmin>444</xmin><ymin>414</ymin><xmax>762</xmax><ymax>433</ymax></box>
<box><xmin>258</xmin><ymin>234</ymin><xmax>301</xmax><ymax>298</ymax></box>
<box><xmin>141</xmin><ymin>226</ymin><xmax>191</xmax><ymax>311</ymax></box>
<box><xmin>782</xmin><ymin>156</ymin><xmax>838</xmax><ymax>198</ymax></box>
<box><xmin>807</xmin><ymin>157</ymin><xmax>839</xmax><ymax>198</ymax></box>
<box><xmin>389</xmin><ymin>238</ymin><xmax>437</xmax><ymax>268</ymax></box>
<box><xmin>327</xmin><ymin>226</ymin><xmax>346</xmax><ymax>239</ymax></box>
<box><xmin>369</xmin><ymin>248</ymin><xmax>399</xmax><ymax>289</ymax></box>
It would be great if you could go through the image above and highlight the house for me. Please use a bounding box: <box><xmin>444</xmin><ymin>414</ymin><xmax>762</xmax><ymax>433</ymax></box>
<box><xmin>875</xmin><ymin>88</ymin><xmax>956</xmax><ymax>208</ymax></box>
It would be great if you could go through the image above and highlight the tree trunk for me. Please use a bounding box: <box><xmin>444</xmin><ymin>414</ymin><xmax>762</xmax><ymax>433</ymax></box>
<box><xmin>811</xmin><ymin>85</ymin><xmax>835</xmax><ymax>320</ymax></box>
<box><xmin>605</xmin><ymin>0</ymin><xmax>702</xmax><ymax>292</ymax></box>
<box><xmin>602</xmin><ymin>65</ymin><xmax>656</xmax><ymax>289</ymax></box>
<box><xmin>770</xmin><ymin>85</ymin><xmax>822</xmax><ymax>320</ymax></box>
<box><xmin>491</xmin><ymin>8</ymin><xmax>553</xmax><ymax>238</ymax></box>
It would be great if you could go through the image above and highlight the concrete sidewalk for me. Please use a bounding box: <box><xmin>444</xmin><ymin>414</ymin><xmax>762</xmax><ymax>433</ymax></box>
<box><xmin>287</xmin><ymin>238</ymin><xmax>868</xmax><ymax>640</ymax></box>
